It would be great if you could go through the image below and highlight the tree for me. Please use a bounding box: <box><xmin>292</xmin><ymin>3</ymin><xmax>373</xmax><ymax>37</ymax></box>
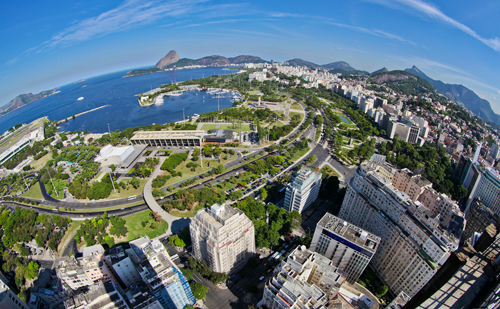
<box><xmin>375</xmin><ymin>285</ymin><xmax>388</xmax><ymax>298</ymax></box>
<box><xmin>130</xmin><ymin>177</ymin><xmax>140</xmax><ymax>189</ymax></box>
<box><xmin>260</xmin><ymin>188</ymin><xmax>268</xmax><ymax>201</ymax></box>
<box><xmin>190</xmin><ymin>282</ymin><xmax>208</xmax><ymax>300</ymax></box>
<box><xmin>110</xmin><ymin>164</ymin><xmax>116</xmax><ymax>172</ymax></box>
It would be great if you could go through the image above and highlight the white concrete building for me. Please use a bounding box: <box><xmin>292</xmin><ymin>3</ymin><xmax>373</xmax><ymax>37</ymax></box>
<box><xmin>310</xmin><ymin>213</ymin><xmax>380</xmax><ymax>283</ymax></box>
<box><xmin>190</xmin><ymin>203</ymin><xmax>255</xmax><ymax>274</ymax></box>
<box><xmin>338</xmin><ymin>159</ymin><xmax>463</xmax><ymax>298</ymax></box>
<box><xmin>283</xmin><ymin>167</ymin><xmax>322</xmax><ymax>214</ymax></box>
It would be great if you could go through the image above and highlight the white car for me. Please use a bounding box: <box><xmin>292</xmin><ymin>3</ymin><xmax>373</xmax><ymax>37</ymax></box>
<box><xmin>259</xmin><ymin>276</ymin><xmax>265</xmax><ymax>281</ymax></box>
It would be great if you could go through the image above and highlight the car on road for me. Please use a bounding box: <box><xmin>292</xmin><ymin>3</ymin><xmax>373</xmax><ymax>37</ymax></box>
<box><xmin>259</xmin><ymin>276</ymin><xmax>265</xmax><ymax>281</ymax></box>
<box><xmin>121</xmin><ymin>208</ymin><xmax>125</xmax><ymax>210</ymax></box>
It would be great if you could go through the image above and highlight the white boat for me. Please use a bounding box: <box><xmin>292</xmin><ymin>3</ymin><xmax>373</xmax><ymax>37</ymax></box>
<box><xmin>77</xmin><ymin>97</ymin><xmax>84</xmax><ymax>101</ymax></box>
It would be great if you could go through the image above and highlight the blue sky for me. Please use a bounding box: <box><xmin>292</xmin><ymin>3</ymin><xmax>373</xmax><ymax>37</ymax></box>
<box><xmin>1</xmin><ymin>0</ymin><xmax>500</xmax><ymax>112</ymax></box>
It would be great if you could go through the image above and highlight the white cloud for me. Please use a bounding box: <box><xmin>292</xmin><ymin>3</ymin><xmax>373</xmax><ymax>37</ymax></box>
<box><xmin>267</xmin><ymin>12</ymin><xmax>415</xmax><ymax>45</ymax></box>
<box><xmin>367</xmin><ymin>0</ymin><xmax>500</xmax><ymax>52</ymax></box>
<box><xmin>37</xmin><ymin>0</ymin><xmax>207</xmax><ymax>51</ymax></box>
<box><xmin>177</xmin><ymin>19</ymin><xmax>256</xmax><ymax>28</ymax></box>
<box><xmin>326</xmin><ymin>21</ymin><xmax>415</xmax><ymax>45</ymax></box>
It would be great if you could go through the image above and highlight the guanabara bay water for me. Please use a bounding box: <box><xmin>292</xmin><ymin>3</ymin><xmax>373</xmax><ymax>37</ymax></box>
<box><xmin>0</xmin><ymin>67</ymin><xmax>235</xmax><ymax>133</ymax></box>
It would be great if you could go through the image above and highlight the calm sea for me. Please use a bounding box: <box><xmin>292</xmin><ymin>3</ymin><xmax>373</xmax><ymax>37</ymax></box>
<box><xmin>0</xmin><ymin>67</ymin><xmax>235</xmax><ymax>133</ymax></box>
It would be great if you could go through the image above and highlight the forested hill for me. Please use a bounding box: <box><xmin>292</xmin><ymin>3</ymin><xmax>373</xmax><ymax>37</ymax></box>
<box><xmin>367</xmin><ymin>70</ymin><xmax>436</xmax><ymax>96</ymax></box>
<box><xmin>0</xmin><ymin>90</ymin><xmax>56</xmax><ymax>117</ymax></box>
<box><xmin>405</xmin><ymin>65</ymin><xmax>500</xmax><ymax>125</ymax></box>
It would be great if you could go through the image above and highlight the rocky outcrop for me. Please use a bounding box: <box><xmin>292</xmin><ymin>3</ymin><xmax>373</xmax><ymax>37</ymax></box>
<box><xmin>154</xmin><ymin>50</ymin><xmax>180</xmax><ymax>69</ymax></box>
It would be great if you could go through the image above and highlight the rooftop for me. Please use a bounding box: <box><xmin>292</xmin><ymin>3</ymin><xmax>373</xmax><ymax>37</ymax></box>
<box><xmin>196</xmin><ymin>203</ymin><xmax>241</xmax><ymax>230</ymax></box>
<box><xmin>317</xmin><ymin>213</ymin><xmax>380</xmax><ymax>253</ymax></box>
<box><xmin>130</xmin><ymin>130</ymin><xmax>205</xmax><ymax>140</ymax></box>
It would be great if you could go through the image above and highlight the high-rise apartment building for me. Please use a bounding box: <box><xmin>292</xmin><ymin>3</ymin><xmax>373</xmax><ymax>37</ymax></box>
<box><xmin>310</xmin><ymin>213</ymin><xmax>380</xmax><ymax>283</ymax></box>
<box><xmin>262</xmin><ymin>246</ymin><xmax>347</xmax><ymax>309</ymax></box>
<box><xmin>129</xmin><ymin>236</ymin><xmax>195</xmax><ymax>309</ymax></box>
<box><xmin>190</xmin><ymin>203</ymin><xmax>255</xmax><ymax>274</ymax></box>
<box><xmin>283</xmin><ymin>167</ymin><xmax>322</xmax><ymax>214</ymax></box>
<box><xmin>0</xmin><ymin>278</ymin><xmax>28</xmax><ymax>309</ymax></box>
<box><xmin>490</xmin><ymin>143</ymin><xmax>500</xmax><ymax>160</ymax></box>
<box><xmin>467</xmin><ymin>169</ymin><xmax>500</xmax><ymax>216</ymax></box>
<box><xmin>338</xmin><ymin>159</ymin><xmax>463</xmax><ymax>298</ymax></box>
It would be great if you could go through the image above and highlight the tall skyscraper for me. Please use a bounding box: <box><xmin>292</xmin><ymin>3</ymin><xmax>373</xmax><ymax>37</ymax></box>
<box><xmin>310</xmin><ymin>213</ymin><xmax>380</xmax><ymax>283</ymax></box>
<box><xmin>0</xmin><ymin>278</ymin><xmax>28</xmax><ymax>309</ymax></box>
<box><xmin>283</xmin><ymin>166</ymin><xmax>322</xmax><ymax>214</ymax></box>
<box><xmin>190</xmin><ymin>203</ymin><xmax>255</xmax><ymax>274</ymax></box>
<box><xmin>262</xmin><ymin>246</ymin><xmax>347</xmax><ymax>309</ymax></box>
<box><xmin>467</xmin><ymin>169</ymin><xmax>500</xmax><ymax>216</ymax></box>
<box><xmin>490</xmin><ymin>143</ymin><xmax>500</xmax><ymax>160</ymax></box>
<box><xmin>129</xmin><ymin>236</ymin><xmax>195</xmax><ymax>309</ymax></box>
<box><xmin>338</xmin><ymin>159</ymin><xmax>463</xmax><ymax>298</ymax></box>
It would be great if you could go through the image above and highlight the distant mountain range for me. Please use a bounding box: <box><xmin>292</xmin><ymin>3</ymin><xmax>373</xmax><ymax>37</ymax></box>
<box><xmin>0</xmin><ymin>90</ymin><xmax>56</xmax><ymax>118</ymax></box>
<box><xmin>404</xmin><ymin>65</ymin><xmax>500</xmax><ymax>124</ymax></box>
<box><xmin>3</xmin><ymin>50</ymin><xmax>499</xmax><ymax>125</ymax></box>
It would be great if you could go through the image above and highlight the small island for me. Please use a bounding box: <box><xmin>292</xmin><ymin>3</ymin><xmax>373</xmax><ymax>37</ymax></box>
<box><xmin>124</xmin><ymin>67</ymin><xmax>162</xmax><ymax>77</ymax></box>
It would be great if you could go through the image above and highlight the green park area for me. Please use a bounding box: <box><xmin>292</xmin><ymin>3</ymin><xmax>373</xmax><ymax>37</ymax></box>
<box><xmin>321</xmin><ymin>166</ymin><xmax>340</xmax><ymax>178</ymax></box>
<box><xmin>123</xmin><ymin>211</ymin><xmax>169</xmax><ymax>242</ymax></box>
<box><xmin>202</xmin><ymin>123</ymin><xmax>252</xmax><ymax>132</ymax></box>
<box><xmin>30</xmin><ymin>153</ymin><xmax>51</xmax><ymax>170</ymax></box>
<box><xmin>289</xmin><ymin>111</ymin><xmax>304</xmax><ymax>122</ymax></box>
<box><xmin>202</xmin><ymin>124</ymin><xmax>217</xmax><ymax>131</ymax></box>
<box><xmin>290</xmin><ymin>102</ymin><xmax>303</xmax><ymax>110</ymax></box>
<box><xmin>22</xmin><ymin>184</ymin><xmax>44</xmax><ymax>200</ymax></box>
<box><xmin>106</xmin><ymin>179</ymin><xmax>148</xmax><ymax>199</ymax></box>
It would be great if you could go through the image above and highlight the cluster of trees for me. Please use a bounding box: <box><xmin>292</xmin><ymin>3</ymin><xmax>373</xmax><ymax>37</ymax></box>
<box><xmin>234</xmin><ymin>198</ymin><xmax>301</xmax><ymax>248</ymax></box>
<box><xmin>379</xmin><ymin>139</ymin><xmax>467</xmax><ymax>201</ymax></box>
<box><xmin>246</xmin><ymin>155</ymin><xmax>286</xmax><ymax>175</ymax></box>
<box><xmin>75</xmin><ymin>212</ymin><xmax>127</xmax><ymax>247</ymax></box>
<box><xmin>152</xmin><ymin>175</ymin><xmax>171</xmax><ymax>188</ymax></box>
<box><xmin>347</xmin><ymin>138</ymin><xmax>376</xmax><ymax>163</ymax></box>
<box><xmin>289</xmin><ymin>113</ymin><xmax>302</xmax><ymax>127</ymax></box>
<box><xmin>162</xmin><ymin>186</ymin><xmax>226</xmax><ymax>212</ymax></box>
<box><xmin>187</xmin><ymin>256</ymin><xmax>229</xmax><ymax>285</ymax></box>
<box><xmin>167</xmin><ymin>235</ymin><xmax>186</xmax><ymax>247</ymax></box>
<box><xmin>71</xmin><ymin>161</ymin><xmax>100</xmax><ymax>183</ymax></box>
<box><xmin>0</xmin><ymin>207</ymin><xmax>70</xmax><ymax>250</ymax></box>
<box><xmin>1</xmin><ymin>248</ymin><xmax>40</xmax><ymax>289</ymax></box>
<box><xmin>269</xmin><ymin>124</ymin><xmax>294</xmax><ymax>141</ymax></box>
<box><xmin>130</xmin><ymin>157</ymin><xmax>159</xmax><ymax>178</ymax></box>
<box><xmin>161</xmin><ymin>151</ymin><xmax>188</xmax><ymax>172</ymax></box>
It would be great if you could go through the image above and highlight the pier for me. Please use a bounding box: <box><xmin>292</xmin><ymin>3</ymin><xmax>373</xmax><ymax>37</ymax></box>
<box><xmin>56</xmin><ymin>105</ymin><xmax>110</xmax><ymax>124</ymax></box>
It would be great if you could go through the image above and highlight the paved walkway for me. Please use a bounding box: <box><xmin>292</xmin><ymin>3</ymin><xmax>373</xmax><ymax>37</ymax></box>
<box><xmin>143</xmin><ymin>157</ymin><xmax>191</xmax><ymax>236</ymax></box>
